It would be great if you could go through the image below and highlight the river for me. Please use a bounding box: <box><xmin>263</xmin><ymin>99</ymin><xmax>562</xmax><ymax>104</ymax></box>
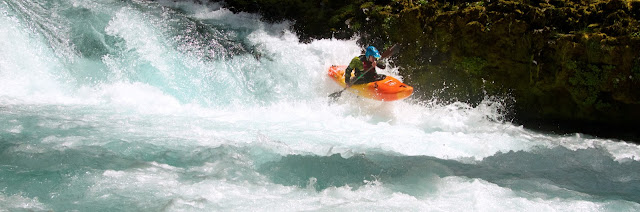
<box><xmin>0</xmin><ymin>0</ymin><xmax>639</xmax><ymax>211</ymax></box>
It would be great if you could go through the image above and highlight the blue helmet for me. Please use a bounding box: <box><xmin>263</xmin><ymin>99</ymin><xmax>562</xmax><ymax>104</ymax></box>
<box><xmin>365</xmin><ymin>46</ymin><xmax>381</xmax><ymax>59</ymax></box>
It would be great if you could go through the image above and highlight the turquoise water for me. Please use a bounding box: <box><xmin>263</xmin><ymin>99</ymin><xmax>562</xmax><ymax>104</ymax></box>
<box><xmin>1</xmin><ymin>0</ymin><xmax>639</xmax><ymax>211</ymax></box>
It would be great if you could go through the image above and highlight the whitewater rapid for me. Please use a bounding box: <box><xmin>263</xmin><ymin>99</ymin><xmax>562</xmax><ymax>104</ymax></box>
<box><xmin>1</xmin><ymin>0</ymin><xmax>639</xmax><ymax>211</ymax></box>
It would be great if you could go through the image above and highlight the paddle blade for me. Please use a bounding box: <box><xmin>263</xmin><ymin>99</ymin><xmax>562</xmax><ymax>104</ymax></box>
<box><xmin>380</xmin><ymin>44</ymin><xmax>399</xmax><ymax>59</ymax></box>
<box><xmin>328</xmin><ymin>90</ymin><xmax>343</xmax><ymax>100</ymax></box>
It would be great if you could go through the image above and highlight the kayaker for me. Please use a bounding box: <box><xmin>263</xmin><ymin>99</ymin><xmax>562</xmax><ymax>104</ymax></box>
<box><xmin>344</xmin><ymin>46</ymin><xmax>386</xmax><ymax>85</ymax></box>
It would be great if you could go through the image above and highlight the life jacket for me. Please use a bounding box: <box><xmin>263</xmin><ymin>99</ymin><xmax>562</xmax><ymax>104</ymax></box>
<box><xmin>360</xmin><ymin>55</ymin><xmax>374</xmax><ymax>71</ymax></box>
<box><xmin>346</xmin><ymin>55</ymin><xmax>377</xmax><ymax>84</ymax></box>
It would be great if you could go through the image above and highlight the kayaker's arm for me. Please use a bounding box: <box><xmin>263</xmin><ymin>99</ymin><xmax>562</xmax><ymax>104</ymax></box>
<box><xmin>345</xmin><ymin>56</ymin><xmax>363</xmax><ymax>85</ymax></box>
<box><xmin>344</xmin><ymin>66</ymin><xmax>353</xmax><ymax>86</ymax></box>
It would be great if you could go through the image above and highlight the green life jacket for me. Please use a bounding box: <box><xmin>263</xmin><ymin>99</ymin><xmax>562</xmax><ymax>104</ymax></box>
<box><xmin>345</xmin><ymin>55</ymin><xmax>376</xmax><ymax>84</ymax></box>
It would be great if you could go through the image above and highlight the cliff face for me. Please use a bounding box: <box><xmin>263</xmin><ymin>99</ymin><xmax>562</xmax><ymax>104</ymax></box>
<box><xmin>386</xmin><ymin>0</ymin><xmax>640</xmax><ymax>139</ymax></box>
<box><xmin>223</xmin><ymin>0</ymin><xmax>640</xmax><ymax>140</ymax></box>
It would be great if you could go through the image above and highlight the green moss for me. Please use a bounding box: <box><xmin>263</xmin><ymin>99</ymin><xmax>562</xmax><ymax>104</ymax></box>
<box><xmin>569</xmin><ymin>64</ymin><xmax>604</xmax><ymax>87</ymax></box>
<box><xmin>565</xmin><ymin>60</ymin><xmax>579</xmax><ymax>71</ymax></box>
<box><xmin>567</xmin><ymin>63</ymin><xmax>613</xmax><ymax>108</ymax></box>
<box><xmin>456</xmin><ymin>57</ymin><xmax>488</xmax><ymax>75</ymax></box>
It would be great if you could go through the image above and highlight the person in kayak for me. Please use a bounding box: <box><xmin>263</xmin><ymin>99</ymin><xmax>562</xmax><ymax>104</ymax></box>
<box><xmin>344</xmin><ymin>46</ymin><xmax>386</xmax><ymax>85</ymax></box>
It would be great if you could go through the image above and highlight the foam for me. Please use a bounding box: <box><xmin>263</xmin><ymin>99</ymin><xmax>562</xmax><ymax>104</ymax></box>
<box><xmin>87</xmin><ymin>162</ymin><xmax>640</xmax><ymax>211</ymax></box>
<box><xmin>0</xmin><ymin>4</ymin><xmax>70</xmax><ymax>103</ymax></box>
<box><xmin>0</xmin><ymin>193</ymin><xmax>48</xmax><ymax>211</ymax></box>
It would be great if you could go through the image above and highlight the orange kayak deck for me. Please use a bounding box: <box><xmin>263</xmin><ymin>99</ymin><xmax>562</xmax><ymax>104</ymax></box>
<box><xmin>327</xmin><ymin>65</ymin><xmax>413</xmax><ymax>101</ymax></box>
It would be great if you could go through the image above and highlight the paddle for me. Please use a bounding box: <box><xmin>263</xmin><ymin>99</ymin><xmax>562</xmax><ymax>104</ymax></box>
<box><xmin>328</xmin><ymin>44</ymin><xmax>399</xmax><ymax>102</ymax></box>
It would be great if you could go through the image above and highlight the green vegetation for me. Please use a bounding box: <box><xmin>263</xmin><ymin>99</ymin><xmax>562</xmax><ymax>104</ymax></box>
<box><xmin>567</xmin><ymin>62</ymin><xmax>612</xmax><ymax>110</ymax></box>
<box><xmin>456</xmin><ymin>57</ymin><xmax>488</xmax><ymax>76</ymax></box>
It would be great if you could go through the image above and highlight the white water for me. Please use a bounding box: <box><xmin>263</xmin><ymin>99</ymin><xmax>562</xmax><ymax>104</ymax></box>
<box><xmin>0</xmin><ymin>0</ymin><xmax>639</xmax><ymax>211</ymax></box>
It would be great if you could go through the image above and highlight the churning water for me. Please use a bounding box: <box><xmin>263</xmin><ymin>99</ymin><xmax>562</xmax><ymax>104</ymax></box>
<box><xmin>1</xmin><ymin>0</ymin><xmax>639</xmax><ymax>211</ymax></box>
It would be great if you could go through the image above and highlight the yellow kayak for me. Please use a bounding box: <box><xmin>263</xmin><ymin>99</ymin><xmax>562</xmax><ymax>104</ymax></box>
<box><xmin>327</xmin><ymin>65</ymin><xmax>413</xmax><ymax>101</ymax></box>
